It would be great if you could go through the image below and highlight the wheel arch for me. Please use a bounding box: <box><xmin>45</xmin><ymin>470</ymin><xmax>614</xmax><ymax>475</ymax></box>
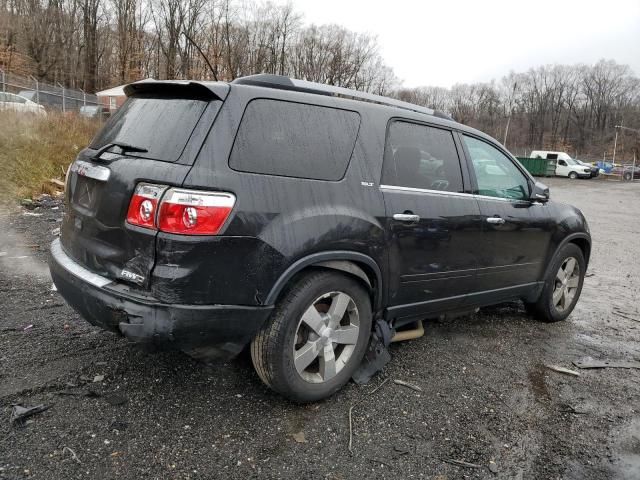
<box><xmin>264</xmin><ymin>251</ymin><xmax>383</xmax><ymax>311</ymax></box>
<box><xmin>569</xmin><ymin>236</ymin><xmax>591</xmax><ymax>266</ymax></box>
<box><xmin>543</xmin><ymin>232</ymin><xmax>591</xmax><ymax>280</ymax></box>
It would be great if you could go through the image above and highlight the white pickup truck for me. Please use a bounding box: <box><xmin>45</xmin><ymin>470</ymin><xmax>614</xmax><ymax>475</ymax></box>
<box><xmin>530</xmin><ymin>151</ymin><xmax>592</xmax><ymax>179</ymax></box>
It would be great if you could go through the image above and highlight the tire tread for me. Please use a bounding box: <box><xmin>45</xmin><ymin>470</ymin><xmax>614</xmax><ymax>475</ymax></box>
<box><xmin>250</xmin><ymin>270</ymin><xmax>371</xmax><ymax>402</ymax></box>
<box><xmin>527</xmin><ymin>243</ymin><xmax>585</xmax><ymax>322</ymax></box>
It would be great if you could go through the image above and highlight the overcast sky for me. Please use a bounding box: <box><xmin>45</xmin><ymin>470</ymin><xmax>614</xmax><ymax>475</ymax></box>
<box><xmin>272</xmin><ymin>0</ymin><xmax>640</xmax><ymax>88</ymax></box>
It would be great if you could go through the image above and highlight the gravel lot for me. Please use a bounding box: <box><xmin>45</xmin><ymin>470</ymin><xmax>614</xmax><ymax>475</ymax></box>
<box><xmin>1</xmin><ymin>178</ymin><xmax>639</xmax><ymax>480</ymax></box>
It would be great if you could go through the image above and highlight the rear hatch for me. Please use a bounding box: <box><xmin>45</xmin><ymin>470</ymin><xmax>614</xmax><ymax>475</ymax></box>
<box><xmin>60</xmin><ymin>81</ymin><xmax>228</xmax><ymax>288</ymax></box>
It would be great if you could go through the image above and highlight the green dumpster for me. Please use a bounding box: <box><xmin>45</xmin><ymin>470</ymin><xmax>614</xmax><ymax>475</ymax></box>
<box><xmin>516</xmin><ymin>157</ymin><xmax>556</xmax><ymax>177</ymax></box>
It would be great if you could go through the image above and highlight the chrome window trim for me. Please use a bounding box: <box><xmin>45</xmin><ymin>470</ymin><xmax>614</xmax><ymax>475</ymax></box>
<box><xmin>379</xmin><ymin>184</ymin><xmax>472</xmax><ymax>198</ymax></box>
<box><xmin>379</xmin><ymin>184</ymin><xmax>523</xmax><ymax>203</ymax></box>
<box><xmin>472</xmin><ymin>194</ymin><xmax>522</xmax><ymax>203</ymax></box>
<box><xmin>51</xmin><ymin>239</ymin><xmax>112</xmax><ymax>288</ymax></box>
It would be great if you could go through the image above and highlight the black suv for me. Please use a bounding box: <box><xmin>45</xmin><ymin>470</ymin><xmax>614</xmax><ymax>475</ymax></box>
<box><xmin>50</xmin><ymin>75</ymin><xmax>591</xmax><ymax>402</ymax></box>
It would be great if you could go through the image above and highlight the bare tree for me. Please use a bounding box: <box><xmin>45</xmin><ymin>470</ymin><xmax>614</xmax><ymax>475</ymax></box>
<box><xmin>1</xmin><ymin>0</ymin><xmax>638</xmax><ymax>161</ymax></box>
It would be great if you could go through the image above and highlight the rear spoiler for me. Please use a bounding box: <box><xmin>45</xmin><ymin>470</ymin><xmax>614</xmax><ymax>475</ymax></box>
<box><xmin>123</xmin><ymin>80</ymin><xmax>229</xmax><ymax>101</ymax></box>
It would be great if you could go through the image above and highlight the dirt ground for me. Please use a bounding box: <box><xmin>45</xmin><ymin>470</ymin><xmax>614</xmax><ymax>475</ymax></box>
<box><xmin>1</xmin><ymin>178</ymin><xmax>639</xmax><ymax>480</ymax></box>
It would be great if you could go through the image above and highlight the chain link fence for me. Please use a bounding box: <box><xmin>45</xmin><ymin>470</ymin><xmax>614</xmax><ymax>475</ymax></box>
<box><xmin>0</xmin><ymin>69</ymin><xmax>101</xmax><ymax>112</ymax></box>
<box><xmin>598</xmin><ymin>155</ymin><xmax>639</xmax><ymax>182</ymax></box>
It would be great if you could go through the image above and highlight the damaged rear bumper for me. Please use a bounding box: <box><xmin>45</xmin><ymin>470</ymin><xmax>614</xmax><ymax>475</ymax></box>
<box><xmin>49</xmin><ymin>239</ymin><xmax>273</xmax><ymax>361</ymax></box>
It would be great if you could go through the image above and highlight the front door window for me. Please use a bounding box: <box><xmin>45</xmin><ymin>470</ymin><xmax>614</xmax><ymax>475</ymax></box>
<box><xmin>462</xmin><ymin>135</ymin><xmax>529</xmax><ymax>200</ymax></box>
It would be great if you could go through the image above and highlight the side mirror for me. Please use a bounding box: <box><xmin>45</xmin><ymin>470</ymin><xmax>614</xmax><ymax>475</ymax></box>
<box><xmin>531</xmin><ymin>181</ymin><xmax>550</xmax><ymax>202</ymax></box>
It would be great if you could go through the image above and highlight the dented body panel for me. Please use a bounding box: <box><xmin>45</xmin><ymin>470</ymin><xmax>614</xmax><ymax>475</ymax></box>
<box><xmin>50</xmin><ymin>240</ymin><xmax>272</xmax><ymax>360</ymax></box>
<box><xmin>61</xmin><ymin>154</ymin><xmax>191</xmax><ymax>286</ymax></box>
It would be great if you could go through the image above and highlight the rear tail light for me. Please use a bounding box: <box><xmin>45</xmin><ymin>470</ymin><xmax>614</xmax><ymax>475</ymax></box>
<box><xmin>158</xmin><ymin>189</ymin><xmax>236</xmax><ymax>235</ymax></box>
<box><xmin>126</xmin><ymin>184</ymin><xmax>235</xmax><ymax>235</ymax></box>
<box><xmin>126</xmin><ymin>183</ymin><xmax>167</xmax><ymax>229</ymax></box>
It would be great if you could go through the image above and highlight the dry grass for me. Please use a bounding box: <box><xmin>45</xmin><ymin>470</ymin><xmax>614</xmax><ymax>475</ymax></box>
<box><xmin>0</xmin><ymin>111</ymin><xmax>100</xmax><ymax>203</ymax></box>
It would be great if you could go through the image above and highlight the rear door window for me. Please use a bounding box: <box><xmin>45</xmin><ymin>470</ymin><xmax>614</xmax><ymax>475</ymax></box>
<box><xmin>90</xmin><ymin>94</ymin><xmax>209</xmax><ymax>162</ymax></box>
<box><xmin>381</xmin><ymin>120</ymin><xmax>464</xmax><ymax>192</ymax></box>
<box><xmin>229</xmin><ymin>99</ymin><xmax>360</xmax><ymax>181</ymax></box>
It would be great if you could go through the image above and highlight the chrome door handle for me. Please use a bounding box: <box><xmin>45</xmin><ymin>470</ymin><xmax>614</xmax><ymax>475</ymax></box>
<box><xmin>486</xmin><ymin>216</ymin><xmax>506</xmax><ymax>224</ymax></box>
<box><xmin>393</xmin><ymin>213</ymin><xmax>420</xmax><ymax>222</ymax></box>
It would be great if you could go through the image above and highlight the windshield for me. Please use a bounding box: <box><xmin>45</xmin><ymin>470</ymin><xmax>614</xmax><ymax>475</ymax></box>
<box><xmin>90</xmin><ymin>95</ymin><xmax>208</xmax><ymax>162</ymax></box>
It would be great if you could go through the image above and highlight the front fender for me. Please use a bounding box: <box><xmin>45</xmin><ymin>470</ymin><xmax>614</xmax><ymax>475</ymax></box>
<box><xmin>541</xmin><ymin>200</ymin><xmax>591</xmax><ymax>277</ymax></box>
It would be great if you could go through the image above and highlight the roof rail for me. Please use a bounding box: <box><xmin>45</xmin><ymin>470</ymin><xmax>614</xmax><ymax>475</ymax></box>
<box><xmin>232</xmin><ymin>74</ymin><xmax>438</xmax><ymax>117</ymax></box>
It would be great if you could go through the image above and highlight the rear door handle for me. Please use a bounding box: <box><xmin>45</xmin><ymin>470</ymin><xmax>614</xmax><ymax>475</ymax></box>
<box><xmin>486</xmin><ymin>216</ymin><xmax>506</xmax><ymax>225</ymax></box>
<box><xmin>393</xmin><ymin>213</ymin><xmax>420</xmax><ymax>222</ymax></box>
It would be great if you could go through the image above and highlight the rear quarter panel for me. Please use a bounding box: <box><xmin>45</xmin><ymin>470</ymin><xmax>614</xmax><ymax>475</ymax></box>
<box><xmin>158</xmin><ymin>86</ymin><xmax>389</xmax><ymax>306</ymax></box>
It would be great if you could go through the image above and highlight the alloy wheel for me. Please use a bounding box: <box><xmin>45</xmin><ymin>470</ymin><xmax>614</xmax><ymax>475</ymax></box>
<box><xmin>293</xmin><ymin>291</ymin><xmax>360</xmax><ymax>384</ymax></box>
<box><xmin>553</xmin><ymin>257</ymin><xmax>580</xmax><ymax>312</ymax></box>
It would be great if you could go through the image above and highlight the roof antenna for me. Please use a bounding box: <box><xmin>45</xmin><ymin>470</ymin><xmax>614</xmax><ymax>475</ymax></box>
<box><xmin>182</xmin><ymin>32</ymin><xmax>218</xmax><ymax>81</ymax></box>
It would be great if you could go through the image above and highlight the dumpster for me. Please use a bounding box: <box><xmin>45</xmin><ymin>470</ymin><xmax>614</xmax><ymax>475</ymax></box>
<box><xmin>516</xmin><ymin>157</ymin><xmax>556</xmax><ymax>177</ymax></box>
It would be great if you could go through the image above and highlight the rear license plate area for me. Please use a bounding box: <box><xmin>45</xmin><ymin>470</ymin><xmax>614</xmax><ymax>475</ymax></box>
<box><xmin>72</xmin><ymin>175</ymin><xmax>101</xmax><ymax>210</ymax></box>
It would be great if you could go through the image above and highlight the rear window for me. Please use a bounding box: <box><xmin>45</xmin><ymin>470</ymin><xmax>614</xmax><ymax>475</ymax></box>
<box><xmin>229</xmin><ymin>99</ymin><xmax>360</xmax><ymax>181</ymax></box>
<box><xmin>90</xmin><ymin>94</ymin><xmax>209</xmax><ymax>162</ymax></box>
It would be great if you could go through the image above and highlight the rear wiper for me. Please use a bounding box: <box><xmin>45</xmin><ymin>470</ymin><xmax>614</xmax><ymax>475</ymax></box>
<box><xmin>94</xmin><ymin>141</ymin><xmax>148</xmax><ymax>158</ymax></box>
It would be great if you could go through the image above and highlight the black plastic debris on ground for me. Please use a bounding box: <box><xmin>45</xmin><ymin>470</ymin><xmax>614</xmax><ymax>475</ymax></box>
<box><xmin>351</xmin><ymin>333</ymin><xmax>391</xmax><ymax>384</ymax></box>
<box><xmin>109</xmin><ymin>420</ymin><xmax>129</xmax><ymax>431</ymax></box>
<box><xmin>10</xmin><ymin>404</ymin><xmax>52</xmax><ymax>427</ymax></box>
<box><xmin>102</xmin><ymin>393</ymin><xmax>128</xmax><ymax>406</ymax></box>
<box><xmin>56</xmin><ymin>389</ymin><xmax>101</xmax><ymax>398</ymax></box>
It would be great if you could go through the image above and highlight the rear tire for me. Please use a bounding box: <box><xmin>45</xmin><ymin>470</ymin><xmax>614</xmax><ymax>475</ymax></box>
<box><xmin>525</xmin><ymin>243</ymin><xmax>585</xmax><ymax>322</ymax></box>
<box><xmin>624</xmin><ymin>172</ymin><xmax>632</xmax><ymax>181</ymax></box>
<box><xmin>251</xmin><ymin>270</ymin><xmax>372</xmax><ymax>403</ymax></box>
<box><xmin>568</xmin><ymin>172</ymin><xmax>578</xmax><ymax>179</ymax></box>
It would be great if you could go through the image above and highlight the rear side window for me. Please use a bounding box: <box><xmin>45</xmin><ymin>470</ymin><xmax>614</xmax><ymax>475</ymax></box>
<box><xmin>382</xmin><ymin>120</ymin><xmax>464</xmax><ymax>192</ymax></box>
<box><xmin>229</xmin><ymin>99</ymin><xmax>360</xmax><ymax>181</ymax></box>
<box><xmin>90</xmin><ymin>95</ymin><xmax>209</xmax><ymax>162</ymax></box>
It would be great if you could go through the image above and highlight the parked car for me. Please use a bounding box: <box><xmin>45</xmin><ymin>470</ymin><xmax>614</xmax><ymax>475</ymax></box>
<box><xmin>530</xmin><ymin>150</ymin><xmax>577</xmax><ymax>163</ymax></box>
<box><xmin>0</xmin><ymin>92</ymin><xmax>46</xmax><ymax>115</ymax></box>
<box><xmin>621</xmin><ymin>165</ymin><xmax>640</xmax><ymax>181</ymax></box>
<box><xmin>50</xmin><ymin>75</ymin><xmax>591</xmax><ymax>402</ymax></box>
<box><xmin>574</xmin><ymin>159</ymin><xmax>599</xmax><ymax>177</ymax></box>
<box><xmin>18</xmin><ymin>89</ymin><xmax>86</xmax><ymax>111</ymax></box>
<box><xmin>79</xmin><ymin>105</ymin><xmax>111</xmax><ymax>120</ymax></box>
<box><xmin>530</xmin><ymin>151</ymin><xmax>591</xmax><ymax>179</ymax></box>
<box><xmin>555</xmin><ymin>158</ymin><xmax>592</xmax><ymax>179</ymax></box>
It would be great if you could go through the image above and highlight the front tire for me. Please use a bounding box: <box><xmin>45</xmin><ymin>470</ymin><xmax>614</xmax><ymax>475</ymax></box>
<box><xmin>251</xmin><ymin>270</ymin><xmax>372</xmax><ymax>402</ymax></box>
<box><xmin>624</xmin><ymin>172</ymin><xmax>632</xmax><ymax>181</ymax></box>
<box><xmin>568</xmin><ymin>172</ymin><xmax>578</xmax><ymax>179</ymax></box>
<box><xmin>526</xmin><ymin>243</ymin><xmax>585</xmax><ymax>322</ymax></box>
